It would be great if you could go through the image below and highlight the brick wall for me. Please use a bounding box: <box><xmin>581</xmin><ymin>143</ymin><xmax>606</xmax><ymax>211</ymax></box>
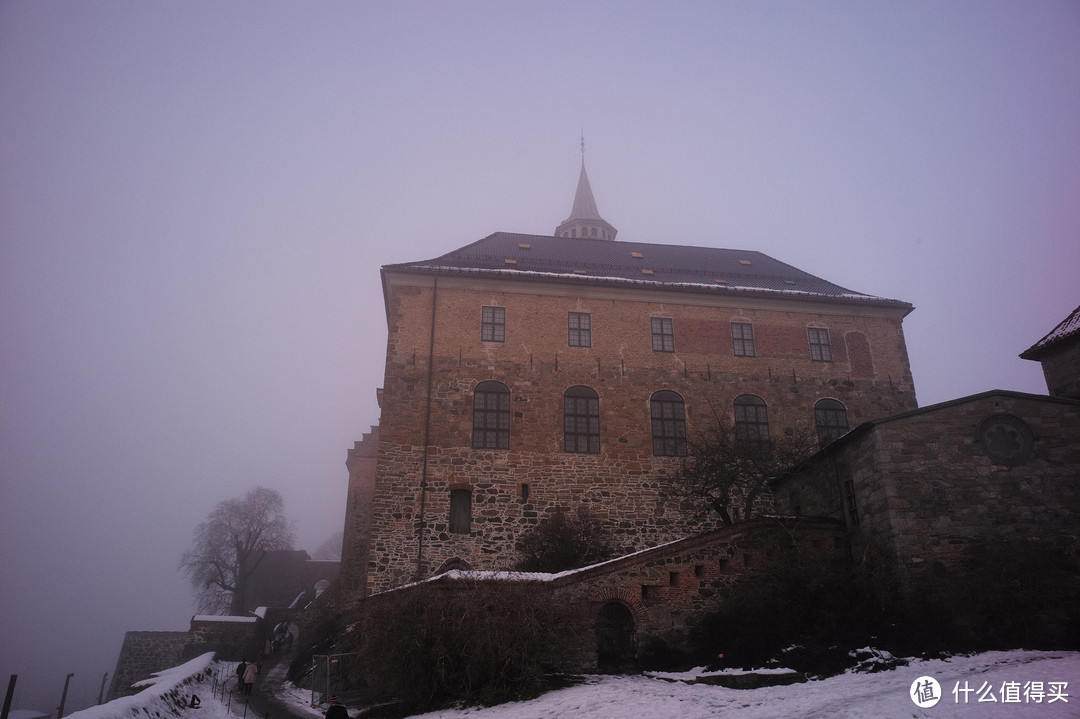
<box><xmin>354</xmin><ymin>274</ymin><xmax>915</xmax><ymax>595</ymax></box>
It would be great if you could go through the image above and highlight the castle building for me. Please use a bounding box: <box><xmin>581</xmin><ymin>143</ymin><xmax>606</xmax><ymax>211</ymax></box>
<box><xmin>341</xmin><ymin>162</ymin><xmax>918</xmax><ymax>597</ymax></box>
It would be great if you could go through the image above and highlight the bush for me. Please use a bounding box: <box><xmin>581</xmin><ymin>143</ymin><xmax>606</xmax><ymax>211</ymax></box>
<box><xmin>515</xmin><ymin>509</ymin><xmax>617</xmax><ymax>572</ymax></box>
<box><xmin>343</xmin><ymin>579</ymin><xmax>579</xmax><ymax>712</ymax></box>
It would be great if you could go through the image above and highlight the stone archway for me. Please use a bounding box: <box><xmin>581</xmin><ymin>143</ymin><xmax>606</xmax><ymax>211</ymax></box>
<box><xmin>596</xmin><ymin>600</ymin><xmax>636</xmax><ymax>672</ymax></box>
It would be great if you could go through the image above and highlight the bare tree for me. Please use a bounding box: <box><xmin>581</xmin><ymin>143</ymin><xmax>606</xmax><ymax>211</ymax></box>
<box><xmin>313</xmin><ymin>530</ymin><xmax>343</xmax><ymax>561</ymax></box>
<box><xmin>179</xmin><ymin>486</ymin><xmax>295</xmax><ymax>614</ymax></box>
<box><xmin>667</xmin><ymin>418</ymin><xmax>820</xmax><ymax>527</ymax></box>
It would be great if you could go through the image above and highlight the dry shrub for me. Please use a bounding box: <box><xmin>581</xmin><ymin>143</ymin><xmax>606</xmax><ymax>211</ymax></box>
<box><xmin>344</xmin><ymin>579</ymin><xmax>579</xmax><ymax>712</ymax></box>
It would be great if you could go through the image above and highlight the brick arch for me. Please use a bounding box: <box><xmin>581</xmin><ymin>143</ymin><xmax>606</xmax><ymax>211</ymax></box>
<box><xmin>593</xmin><ymin>586</ymin><xmax>648</xmax><ymax>624</ymax></box>
<box><xmin>434</xmin><ymin>557</ymin><xmax>472</xmax><ymax>575</ymax></box>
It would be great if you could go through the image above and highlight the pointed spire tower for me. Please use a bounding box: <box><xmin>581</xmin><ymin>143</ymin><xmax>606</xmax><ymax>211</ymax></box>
<box><xmin>554</xmin><ymin>135</ymin><xmax>617</xmax><ymax>241</ymax></box>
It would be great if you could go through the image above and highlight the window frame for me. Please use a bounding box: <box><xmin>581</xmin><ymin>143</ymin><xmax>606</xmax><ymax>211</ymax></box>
<box><xmin>563</xmin><ymin>385</ymin><xmax>600</xmax><ymax>453</ymax></box>
<box><xmin>481</xmin><ymin>306</ymin><xmax>505</xmax><ymax>343</ymax></box>
<box><xmin>733</xmin><ymin>394</ymin><xmax>770</xmax><ymax>442</ymax></box>
<box><xmin>814</xmin><ymin>398</ymin><xmax>849</xmax><ymax>446</ymax></box>
<box><xmin>651</xmin><ymin>317</ymin><xmax>675</xmax><ymax>352</ymax></box>
<box><xmin>472</xmin><ymin>381</ymin><xmax>510</xmax><ymax>449</ymax></box>
<box><xmin>568</xmin><ymin>312</ymin><xmax>592</xmax><ymax>348</ymax></box>
<box><xmin>808</xmin><ymin>327</ymin><xmax>832</xmax><ymax>362</ymax></box>
<box><xmin>650</xmin><ymin>390</ymin><xmax>686</xmax><ymax>456</ymax></box>
<box><xmin>731</xmin><ymin>322</ymin><xmax>755</xmax><ymax>357</ymax></box>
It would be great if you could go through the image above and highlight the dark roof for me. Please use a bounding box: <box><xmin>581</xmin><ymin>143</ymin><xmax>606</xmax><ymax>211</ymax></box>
<box><xmin>1020</xmin><ymin>305</ymin><xmax>1080</xmax><ymax>360</ymax></box>
<box><xmin>383</xmin><ymin>232</ymin><xmax>912</xmax><ymax>311</ymax></box>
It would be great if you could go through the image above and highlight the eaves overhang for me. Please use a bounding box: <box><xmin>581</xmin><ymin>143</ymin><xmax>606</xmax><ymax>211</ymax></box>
<box><xmin>380</xmin><ymin>263</ymin><xmax>914</xmax><ymax>319</ymax></box>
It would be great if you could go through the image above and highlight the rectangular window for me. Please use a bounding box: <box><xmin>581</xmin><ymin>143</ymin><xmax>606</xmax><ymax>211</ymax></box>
<box><xmin>472</xmin><ymin>383</ymin><xmax>511</xmax><ymax>449</ymax></box>
<box><xmin>481</xmin><ymin>306</ymin><xmax>505</xmax><ymax>342</ymax></box>
<box><xmin>651</xmin><ymin>317</ymin><xmax>674</xmax><ymax>352</ymax></box>
<box><xmin>564</xmin><ymin>389</ymin><xmax>600</xmax><ymax>453</ymax></box>
<box><xmin>731</xmin><ymin>322</ymin><xmax>755</xmax><ymax>357</ymax></box>
<box><xmin>808</xmin><ymin>327</ymin><xmax>832</xmax><ymax>361</ymax></box>
<box><xmin>450</xmin><ymin>489</ymin><xmax>472</xmax><ymax>534</ymax></box>
<box><xmin>568</xmin><ymin>312</ymin><xmax>592</xmax><ymax>347</ymax></box>
<box><xmin>650</xmin><ymin>392</ymin><xmax>686</xmax><ymax>456</ymax></box>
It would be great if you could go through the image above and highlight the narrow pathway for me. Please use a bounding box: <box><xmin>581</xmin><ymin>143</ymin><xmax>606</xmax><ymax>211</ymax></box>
<box><xmin>226</xmin><ymin>651</ymin><xmax>318</xmax><ymax>719</ymax></box>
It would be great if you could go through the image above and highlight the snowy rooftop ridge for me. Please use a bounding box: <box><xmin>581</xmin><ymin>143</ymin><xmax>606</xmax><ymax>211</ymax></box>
<box><xmin>382</xmin><ymin>232</ymin><xmax>913</xmax><ymax>313</ymax></box>
<box><xmin>1021</xmin><ymin>304</ymin><xmax>1080</xmax><ymax>359</ymax></box>
<box><xmin>191</xmin><ymin>614</ymin><xmax>257</xmax><ymax>623</ymax></box>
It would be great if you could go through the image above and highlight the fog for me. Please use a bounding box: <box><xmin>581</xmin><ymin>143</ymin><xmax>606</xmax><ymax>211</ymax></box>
<box><xmin>2</xmin><ymin>1</ymin><xmax>1078</xmax><ymax>713</ymax></box>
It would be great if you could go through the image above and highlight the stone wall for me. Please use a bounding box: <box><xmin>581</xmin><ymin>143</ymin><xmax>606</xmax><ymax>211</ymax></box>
<box><xmin>184</xmin><ymin>616</ymin><xmax>260</xmax><ymax>662</ymax></box>
<box><xmin>107</xmin><ymin>631</ymin><xmax>189</xmax><ymax>700</ymax></box>
<box><xmin>354</xmin><ymin>516</ymin><xmax>847</xmax><ymax>673</ymax></box>
<box><xmin>1035</xmin><ymin>340</ymin><xmax>1080</xmax><ymax>400</ymax></box>
<box><xmin>777</xmin><ymin>391</ymin><xmax>1080</xmax><ymax>598</ymax></box>
<box><xmin>358</xmin><ymin>274</ymin><xmax>916</xmax><ymax>594</ymax></box>
<box><xmin>337</xmin><ymin>427</ymin><xmax>378</xmax><ymax>604</ymax></box>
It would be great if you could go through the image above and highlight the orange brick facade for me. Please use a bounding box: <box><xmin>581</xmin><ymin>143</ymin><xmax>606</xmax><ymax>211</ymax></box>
<box><xmin>346</xmin><ymin>266</ymin><xmax>916</xmax><ymax>596</ymax></box>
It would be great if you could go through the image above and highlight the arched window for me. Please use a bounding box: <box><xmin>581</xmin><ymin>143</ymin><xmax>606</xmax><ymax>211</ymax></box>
<box><xmin>734</xmin><ymin>395</ymin><xmax>769</xmax><ymax>442</ymax></box>
<box><xmin>814</xmin><ymin>399</ymin><xmax>849</xmax><ymax>446</ymax></box>
<box><xmin>650</xmin><ymin>390</ymin><xmax>686</xmax><ymax>456</ymax></box>
<box><xmin>564</xmin><ymin>386</ymin><xmax>600</xmax><ymax>453</ymax></box>
<box><xmin>472</xmin><ymin>381</ymin><xmax>510</xmax><ymax>449</ymax></box>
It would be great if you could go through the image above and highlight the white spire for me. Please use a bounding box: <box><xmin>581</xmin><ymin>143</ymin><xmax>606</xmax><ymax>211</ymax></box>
<box><xmin>554</xmin><ymin>135</ymin><xmax>617</xmax><ymax>240</ymax></box>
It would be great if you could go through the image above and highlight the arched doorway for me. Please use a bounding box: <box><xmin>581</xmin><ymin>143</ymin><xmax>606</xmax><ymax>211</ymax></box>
<box><xmin>596</xmin><ymin>601</ymin><xmax>636</xmax><ymax>671</ymax></box>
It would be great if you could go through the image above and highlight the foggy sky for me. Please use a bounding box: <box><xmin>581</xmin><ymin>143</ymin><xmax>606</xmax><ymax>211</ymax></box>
<box><xmin>2</xmin><ymin>1</ymin><xmax>1078</xmax><ymax>712</ymax></box>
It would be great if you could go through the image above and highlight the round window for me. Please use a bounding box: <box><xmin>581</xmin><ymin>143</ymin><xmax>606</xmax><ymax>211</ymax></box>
<box><xmin>977</xmin><ymin>414</ymin><xmax>1033</xmax><ymax>465</ymax></box>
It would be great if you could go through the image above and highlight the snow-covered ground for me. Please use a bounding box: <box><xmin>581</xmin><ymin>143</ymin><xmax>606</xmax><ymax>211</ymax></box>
<box><xmin>404</xmin><ymin>651</ymin><xmax>1079</xmax><ymax>719</ymax></box>
<box><xmin>72</xmin><ymin>650</ymin><xmax>1079</xmax><ymax>719</ymax></box>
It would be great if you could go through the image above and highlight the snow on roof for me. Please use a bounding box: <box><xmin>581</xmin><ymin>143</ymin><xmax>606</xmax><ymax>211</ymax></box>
<box><xmin>383</xmin><ymin>232</ymin><xmax>912</xmax><ymax>311</ymax></box>
<box><xmin>192</xmin><ymin>614</ymin><xmax>257</xmax><ymax>623</ymax></box>
<box><xmin>1021</xmin><ymin>304</ymin><xmax>1080</xmax><ymax>359</ymax></box>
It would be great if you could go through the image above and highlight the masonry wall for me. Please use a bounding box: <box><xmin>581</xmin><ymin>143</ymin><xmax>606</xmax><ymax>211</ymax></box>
<box><xmin>779</xmin><ymin>392</ymin><xmax>1080</xmax><ymax>595</ymax></box>
<box><xmin>352</xmin><ymin>517</ymin><xmax>847</xmax><ymax>674</ymax></box>
<box><xmin>360</xmin><ymin>273</ymin><xmax>916</xmax><ymax>594</ymax></box>
<box><xmin>1035</xmin><ymin>340</ymin><xmax>1080</xmax><ymax>400</ymax></box>
<box><xmin>547</xmin><ymin>517</ymin><xmax>849</xmax><ymax>669</ymax></box>
<box><xmin>107</xmin><ymin>631</ymin><xmax>189</xmax><ymax>700</ymax></box>
<box><xmin>183</xmin><ymin>618</ymin><xmax>260</xmax><ymax>662</ymax></box>
<box><xmin>337</xmin><ymin>428</ymin><xmax>378</xmax><ymax>603</ymax></box>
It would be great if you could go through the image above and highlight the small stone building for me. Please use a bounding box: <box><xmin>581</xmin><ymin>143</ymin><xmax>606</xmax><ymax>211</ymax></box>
<box><xmin>1021</xmin><ymin>304</ymin><xmax>1080</xmax><ymax>400</ymax></box>
<box><xmin>775</xmin><ymin>389</ymin><xmax>1080</xmax><ymax>630</ymax></box>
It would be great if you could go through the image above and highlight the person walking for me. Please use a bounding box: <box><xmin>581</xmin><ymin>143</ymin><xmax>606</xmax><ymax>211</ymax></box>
<box><xmin>243</xmin><ymin>659</ymin><xmax>258</xmax><ymax>696</ymax></box>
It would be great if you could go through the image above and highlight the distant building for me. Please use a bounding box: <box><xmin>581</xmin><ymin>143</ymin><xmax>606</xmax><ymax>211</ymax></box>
<box><xmin>241</xmin><ymin>549</ymin><xmax>339</xmax><ymax>612</ymax></box>
<box><xmin>1021</xmin><ymin>304</ymin><xmax>1080</xmax><ymax>400</ymax></box>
